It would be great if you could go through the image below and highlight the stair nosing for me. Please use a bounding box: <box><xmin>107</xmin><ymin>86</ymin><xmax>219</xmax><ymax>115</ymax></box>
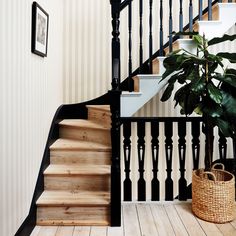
<box><xmin>36</xmin><ymin>190</ymin><xmax>110</xmax><ymax>207</ymax></box>
<box><xmin>86</xmin><ymin>105</ymin><xmax>111</xmax><ymax>112</ymax></box>
<box><xmin>59</xmin><ymin>119</ymin><xmax>110</xmax><ymax>131</ymax></box>
<box><xmin>50</xmin><ymin>139</ymin><xmax>111</xmax><ymax>151</ymax></box>
<box><xmin>44</xmin><ymin>164</ymin><xmax>110</xmax><ymax>176</ymax></box>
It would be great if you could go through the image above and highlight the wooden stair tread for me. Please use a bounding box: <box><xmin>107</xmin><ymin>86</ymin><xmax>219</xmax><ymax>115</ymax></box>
<box><xmin>37</xmin><ymin>190</ymin><xmax>110</xmax><ymax>206</ymax></box>
<box><xmin>59</xmin><ymin>119</ymin><xmax>109</xmax><ymax>130</ymax></box>
<box><xmin>50</xmin><ymin>139</ymin><xmax>111</xmax><ymax>151</ymax></box>
<box><xmin>36</xmin><ymin>219</ymin><xmax>110</xmax><ymax>226</ymax></box>
<box><xmin>86</xmin><ymin>105</ymin><xmax>110</xmax><ymax>113</ymax></box>
<box><xmin>44</xmin><ymin>164</ymin><xmax>110</xmax><ymax>176</ymax></box>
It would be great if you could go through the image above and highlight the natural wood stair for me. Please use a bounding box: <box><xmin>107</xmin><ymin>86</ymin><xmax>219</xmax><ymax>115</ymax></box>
<box><xmin>59</xmin><ymin>119</ymin><xmax>111</xmax><ymax>145</ymax></box>
<box><xmin>36</xmin><ymin>105</ymin><xmax>111</xmax><ymax>226</ymax></box>
<box><xmin>37</xmin><ymin>190</ymin><xmax>110</xmax><ymax>206</ymax></box>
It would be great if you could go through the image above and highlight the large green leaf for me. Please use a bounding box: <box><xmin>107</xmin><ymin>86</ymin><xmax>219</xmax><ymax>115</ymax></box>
<box><xmin>217</xmin><ymin>52</ymin><xmax>236</xmax><ymax>63</ymax></box>
<box><xmin>208</xmin><ymin>34</ymin><xmax>236</xmax><ymax>46</ymax></box>
<box><xmin>184</xmin><ymin>92</ymin><xmax>200</xmax><ymax>115</ymax></box>
<box><xmin>215</xmin><ymin>118</ymin><xmax>233</xmax><ymax>137</ymax></box>
<box><xmin>191</xmin><ymin>76</ymin><xmax>205</xmax><ymax>93</ymax></box>
<box><xmin>221</xmin><ymin>90</ymin><xmax>236</xmax><ymax>118</ymax></box>
<box><xmin>202</xmin><ymin>102</ymin><xmax>223</xmax><ymax>117</ymax></box>
<box><xmin>174</xmin><ymin>85</ymin><xmax>189</xmax><ymax>107</ymax></box>
<box><xmin>194</xmin><ymin>104</ymin><xmax>203</xmax><ymax>115</ymax></box>
<box><xmin>207</xmin><ymin>83</ymin><xmax>222</xmax><ymax>104</ymax></box>
<box><xmin>193</xmin><ymin>35</ymin><xmax>203</xmax><ymax>48</ymax></box>
<box><xmin>214</xmin><ymin>74</ymin><xmax>236</xmax><ymax>88</ymax></box>
<box><xmin>160</xmin><ymin>83</ymin><xmax>174</xmax><ymax>102</ymax></box>
<box><xmin>225</xmin><ymin>68</ymin><xmax>236</xmax><ymax>75</ymax></box>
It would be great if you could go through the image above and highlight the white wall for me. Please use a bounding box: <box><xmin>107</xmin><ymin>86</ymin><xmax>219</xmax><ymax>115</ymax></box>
<box><xmin>63</xmin><ymin>0</ymin><xmax>111</xmax><ymax>103</ymax></box>
<box><xmin>62</xmin><ymin>0</ymin><xmax>204</xmax><ymax>104</ymax></box>
<box><xmin>0</xmin><ymin>1</ymin><xmax>63</xmax><ymax>235</ymax></box>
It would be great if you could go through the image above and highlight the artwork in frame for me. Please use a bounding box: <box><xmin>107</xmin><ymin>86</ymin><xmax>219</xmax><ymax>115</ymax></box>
<box><xmin>31</xmin><ymin>2</ymin><xmax>49</xmax><ymax>57</ymax></box>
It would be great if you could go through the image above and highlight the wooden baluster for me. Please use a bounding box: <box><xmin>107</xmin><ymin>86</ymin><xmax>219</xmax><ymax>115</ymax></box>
<box><xmin>123</xmin><ymin>121</ymin><xmax>132</xmax><ymax>201</ymax></box>
<box><xmin>169</xmin><ymin>0</ymin><xmax>173</xmax><ymax>53</ymax></box>
<box><xmin>191</xmin><ymin>120</ymin><xmax>200</xmax><ymax>170</ymax></box>
<box><xmin>179</xmin><ymin>0</ymin><xmax>183</xmax><ymax>33</ymax></box>
<box><xmin>111</xmin><ymin>0</ymin><xmax>121</xmax><ymax>91</ymax></box>
<box><xmin>110</xmin><ymin>0</ymin><xmax>121</xmax><ymax>226</ymax></box>
<box><xmin>128</xmin><ymin>1</ymin><xmax>132</xmax><ymax>92</ymax></box>
<box><xmin>164</xmin><ymin>121</ymin><xmax>173</xmax><ymax>201</ymax></box>
<box><xmin>208</xmin><ymin>0</ymin><xmax>212</xmax><ymax>20</ymax></box>
<box><xmin>151</xmin><ymin>121</ymin><xmax>160</xmax><ymax>201</ymax></box>
<box><xmin>189</xmin><ymin>0</ymin><xmax>193</xmax><ymax>32</ymax></box>
<box><xmin>218</xmin><ymin>131</ymin><xmax>227</xmax><ymax>160</ymax></box>
<box><xmin>149</xmin><ymin>0</ymin><xmax>153</xmax><ymax>73</ymax></box>
<box><xmin>159</xmin><ymin>0</ymin><xmax>164</xmax><ymax>56</ymax></box>
<box><xmin>137</xmin><ymin>121</ymin><xmax>146</xmax><ymax>201</ymax></box>
<box><xmin>139</xmin><ymin>0</ymin><xmax>143</xmax><ymax>72</ymax></box>
<box><xmin>199</xmin><ymin>0</ymin><xmax>203</xmax><ymax>21</ymax></box>
<box><xmin>178</xmin><ymin>121</ymin><xmax>187</xmax><ymax>201</ymax></box>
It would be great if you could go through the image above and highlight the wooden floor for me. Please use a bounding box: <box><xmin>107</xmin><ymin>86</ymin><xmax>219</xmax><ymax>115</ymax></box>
<box><xmin>31</xmin><ymin>202</ymin><xmax>236</xmax><ymax>236</ymax></box>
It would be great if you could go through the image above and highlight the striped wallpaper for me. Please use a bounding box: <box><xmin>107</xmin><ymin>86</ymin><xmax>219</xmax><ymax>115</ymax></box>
<box><xmin>0</xmin><ymin>1</ymin><xmax>63</xmax><ymax>236</ymax></box>
<box><xmin>1</xmin><ymin>1</ymin><xmax>236</xmax><ymax>235</ymax></box>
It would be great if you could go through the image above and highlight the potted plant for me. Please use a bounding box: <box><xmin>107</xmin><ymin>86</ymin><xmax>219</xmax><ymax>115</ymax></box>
<box><xmin>160</xmin><ymin>32</ymin><xmax>236</xmax><ymax>223</ymax></box>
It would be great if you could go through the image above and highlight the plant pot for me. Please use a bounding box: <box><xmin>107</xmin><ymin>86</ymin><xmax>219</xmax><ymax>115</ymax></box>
<box><xmin>192</xmin><ymin>164</ymin><xmax>235</xmax><ymax>223</ymax></box>
<box><xmin>212</xmin><ymin>158</ymin><xmax>236</xmax><ymax>199</ymax></box>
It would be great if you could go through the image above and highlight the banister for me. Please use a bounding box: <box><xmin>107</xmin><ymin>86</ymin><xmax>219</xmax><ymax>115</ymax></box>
<box><xmin>120</xmin><ymin>0</ymin><xmax>132</xmax><ymax>12</ymax></box>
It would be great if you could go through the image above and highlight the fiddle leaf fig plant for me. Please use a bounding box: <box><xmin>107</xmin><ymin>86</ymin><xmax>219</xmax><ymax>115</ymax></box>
<box><xmin>161</xmin><ymin>32</ymin><xmax>236</xmax><ymax>170</ymax></box>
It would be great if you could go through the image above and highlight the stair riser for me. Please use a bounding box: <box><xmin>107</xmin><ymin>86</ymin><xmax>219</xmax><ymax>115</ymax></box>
<box><xmin>87</xmin><ymin>109</ymin><xmax>111</xmax><ymax>128</ymax></box>
<box><xmin>37</xmin><ymin>206</ymin><xmax>110</xmax><ymax>226</ymax></box>
<box><xmin>44</xmin><ymin>176</ymin><xmax>110</xmax><ymax>191</ymax></box>
<box><xmin>59</xmin><ymin>127</ymin><xmax>111</xmax><ymax>145</ymax></box>
<box><xmin>50</xmin><ymin>150</ymin><xmax>111</xmax><ymax>165</ymax></box>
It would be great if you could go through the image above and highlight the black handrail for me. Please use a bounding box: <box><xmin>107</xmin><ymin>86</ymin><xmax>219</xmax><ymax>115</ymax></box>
<box><xmin>120</xmin><ymin>0</ymin><xmax>219</xmax><ymax>91</ymax></box>
<box><xmin>120</xmin><ymin>0</ymin><xmax>132</xmax><ymax>12</ymax></box>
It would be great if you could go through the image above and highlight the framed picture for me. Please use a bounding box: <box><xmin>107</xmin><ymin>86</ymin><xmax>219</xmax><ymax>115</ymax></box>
<box><xmin>31</xmin><ymin>2</ymin><xmax>49</xmax><ymax>57</ymax></box>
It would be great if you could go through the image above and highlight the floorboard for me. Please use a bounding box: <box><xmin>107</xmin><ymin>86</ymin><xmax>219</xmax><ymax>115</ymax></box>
<box><xmin>90</xmin><ymin>226</ymin><xmax>107</xmax><ymax>236</ymax></box>
<box><xmin>30</xmin><ymin>202</ymin><xmax>236</xmax><ymax>236</ymax></box>
<box><xmin>55</xmin><ymin>226</ymin><xmax>74</xmax><ymax>236</ymax></box>
<box><xmin>30</xmin><ymin>226</ymin><xmax>41</xmax><ymax>236</ymax></box>
<box><xmin>122</xmin><ymin>203</ymin><xmax>141</xmax><ymax>236</ymax></box>
<box><xmin>175</xmin><ymin>203</ymin><xmax>205</xmax><ymax>236</ymax></box>
<box><xmin>37</xmin><ymin>226</ymin><xmax>58</xmax><ymax>236</ymax></box>
<box><xmin>150</xmin><ymin>204</ymin><xmax>175</xmax><ymax>236</ymax></box>
<box><xmin>164</xmin><ymin>203</ymin><xmax>189</xmax><ymax>236</ymax></box>
<box><xmin>216</xmin><ymin>223</ymin><xmax>236</xmax><ymax>236</ymax></box>
<box><xmin>136</xmin><ymin>204</ymin><xmax>159</xmax><ymax>236</ymax></box>
<box><xmin>72</xmin><ymin>226</ymin><xmax>90</xmax><ymax>236</ymax></box>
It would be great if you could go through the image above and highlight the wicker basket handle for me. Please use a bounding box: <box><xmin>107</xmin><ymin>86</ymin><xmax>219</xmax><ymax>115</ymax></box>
<box><xmin>211</xmin><ymin>163</ymin><xmax>225</xmax><ymax>170</ymax></box>
<box><xmin>202</xmin><ymin>171</ymin><xmax>217</xmax><ymax>182</ymax></box>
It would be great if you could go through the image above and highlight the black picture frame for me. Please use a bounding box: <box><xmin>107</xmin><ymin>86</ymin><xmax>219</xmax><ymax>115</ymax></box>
<box><xmin>31</xmin><ymin>2</ymin><xmax>49</xmax><ymax>57</ymax></box>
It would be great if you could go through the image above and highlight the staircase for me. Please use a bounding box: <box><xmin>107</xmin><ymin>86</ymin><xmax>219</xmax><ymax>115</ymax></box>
<box><xmin>36</xmin><ymin>105</ymin><xmax>111</xmax><ymax>226</ymax></box>
<box><xmin>121</xmin><ymin>1</ymin><xmax>236</xmax><ymax>117</ymax></box>
<box><xmin>15</xmin><ymin>1</ymin><xmax>236</xmax><ymax>235</ymax></box>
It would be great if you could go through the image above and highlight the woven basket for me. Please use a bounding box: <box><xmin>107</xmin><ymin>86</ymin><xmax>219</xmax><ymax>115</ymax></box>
<box><xmin>192</xmin><ymin>163</ymin><xmax>235</xmax><ymax>223</ymax></box>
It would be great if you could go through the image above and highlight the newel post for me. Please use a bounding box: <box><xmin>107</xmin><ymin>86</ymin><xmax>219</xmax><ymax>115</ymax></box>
<box><xmin>109</xmin><ymin>0</ymin><xmax>121</xmax><ymax>227</ymax></box>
